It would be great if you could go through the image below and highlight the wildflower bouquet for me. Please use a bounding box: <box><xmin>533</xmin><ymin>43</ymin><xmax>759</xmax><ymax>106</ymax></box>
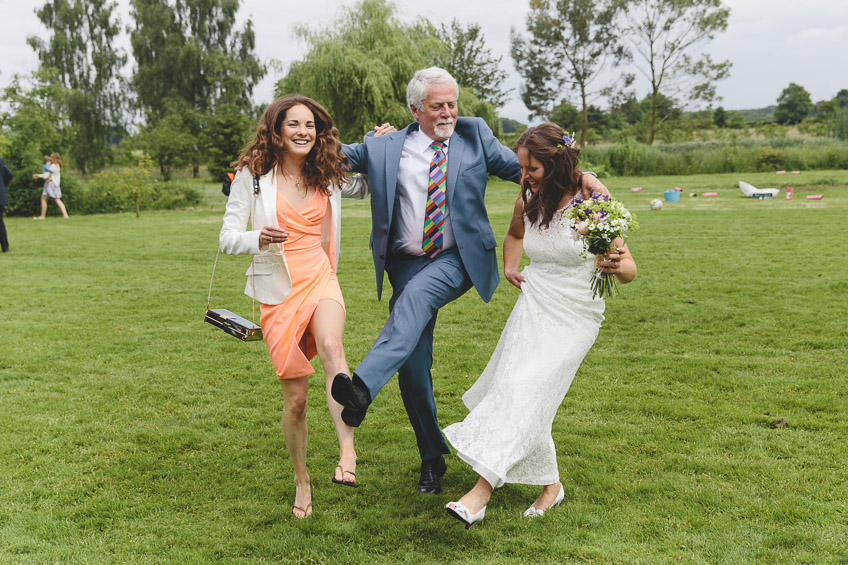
<box><xmin>564</xmin><ymin>193</ymin><xmax>638</xmax><ymax>299</ymax></box>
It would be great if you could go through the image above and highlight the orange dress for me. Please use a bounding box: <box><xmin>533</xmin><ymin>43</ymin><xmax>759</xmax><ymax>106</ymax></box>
<box><xmin>261</xmin><ymin>189</ymin><xmax>344</xmax><ymax>379</ymax></box>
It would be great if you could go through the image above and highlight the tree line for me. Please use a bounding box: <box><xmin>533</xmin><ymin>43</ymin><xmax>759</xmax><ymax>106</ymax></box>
<box><xmin>1</xmin><ymin>0</ymin><xmax>262</xmax><ymax>186</ymax></box>
<box><xmin>1</xmin><ymin>0</ymin><xmax>846</xmax><ymax>206</ymax></box>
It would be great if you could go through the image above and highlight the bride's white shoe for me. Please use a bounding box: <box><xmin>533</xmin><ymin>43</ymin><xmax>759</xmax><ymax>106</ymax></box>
<box><xmin>523</xmin><ymin>483</ymin><xmax>565</xmax><ymax>518</ymax></box>
<box><xmin>446</xmin><ymin>501</ymin><xmax>486</xmax><ymax>529</ymax></box>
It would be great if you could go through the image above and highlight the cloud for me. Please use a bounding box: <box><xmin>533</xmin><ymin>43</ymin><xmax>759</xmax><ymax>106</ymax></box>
<box><xmin>788</xmin><ymin>26</ymin><xmax>848</xmax><ymax>46</ymax></box>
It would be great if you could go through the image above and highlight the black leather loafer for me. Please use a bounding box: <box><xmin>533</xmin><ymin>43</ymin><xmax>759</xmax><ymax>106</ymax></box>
<box><xmin>331</xmin><ymin>372</ymin><xmax>371</xmax><ymax>412</ymax></box>
<box><xmin>341</xmin><ymin>406</ymin><xmax>366</xmax><ymax>427</ymax></box>
<box><xmin>418</xmin><ymin>455</ymin><xmax>447</xmax><ymax>494</ymax></box>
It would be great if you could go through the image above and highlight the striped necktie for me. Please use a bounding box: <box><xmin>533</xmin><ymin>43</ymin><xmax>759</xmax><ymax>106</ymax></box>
<box><xmin>422</xmin><ymin>141</ymin><xmax>447</xmax><ymax>258</ymax></box>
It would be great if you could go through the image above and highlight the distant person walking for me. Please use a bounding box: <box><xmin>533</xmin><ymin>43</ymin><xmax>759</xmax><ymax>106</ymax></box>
<box><xmin>0</xmin><ymin>156</ymin><xmax>12</xmax><ymax>252</ymax></box>
<box><xmin>32</xmin><ymin>152</ymin><xmax>69</xmax><ymax>219</ymax></box>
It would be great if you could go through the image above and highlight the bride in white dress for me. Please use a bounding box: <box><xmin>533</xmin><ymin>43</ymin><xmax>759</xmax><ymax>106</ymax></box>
<box><xmin>443</xmin><ymin>123</ymin><xmax>637</xmax><ymax>528</ymax></box>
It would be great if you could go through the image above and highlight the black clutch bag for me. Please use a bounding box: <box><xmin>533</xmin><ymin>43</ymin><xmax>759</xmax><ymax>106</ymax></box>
<box><xmin>205</xmin><ymin>173</ymin><xmax>263</xmax><ymax>342</ymax></box>
<box><xmin>204</xmin><ymin>308</ymin><xmax>262</xmax><ymax>341</ymax></box>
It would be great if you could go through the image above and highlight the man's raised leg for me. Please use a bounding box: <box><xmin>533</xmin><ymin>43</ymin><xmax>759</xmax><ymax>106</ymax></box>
<box><xmin>331</xmin><ymin>250</ymin><xmax>471</xmax><ymax>426</ymax></box>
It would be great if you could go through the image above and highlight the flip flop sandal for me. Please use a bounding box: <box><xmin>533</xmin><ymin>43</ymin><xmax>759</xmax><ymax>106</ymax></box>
<box><xmin>292</xmin><ymin>484</ymin><xmax>313</xmax><ymax>519</ymax></box>
<box><xmin>331</xmin><ymin>465</ymin><xmax>359</xmax><ymax>488</ymax></box>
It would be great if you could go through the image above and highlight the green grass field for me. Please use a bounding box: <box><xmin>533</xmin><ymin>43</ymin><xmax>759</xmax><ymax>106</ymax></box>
<box><xmin>1</xmin><ymin>170</ymin><xmax>846</xmax><ymax>563</ymax></box>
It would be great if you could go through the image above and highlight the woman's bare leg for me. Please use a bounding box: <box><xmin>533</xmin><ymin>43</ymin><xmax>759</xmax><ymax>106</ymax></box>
<box><xmin>54</xmin><ymin>198</ymin><xmax>69</xmax><ymax>218</ymax></box>
<box><xmin>38</xmin><ymin>196</ymin><xmax>47</xmax><ymax>219</ymax></box>
<box><xmin>280</xmin><ymin>376</ymin><xmax>311</xmax><ymax>517</ymax></box>
<box><xmin>452</xmin><ymin>476</ymin><xmax>493</xmax><ymax>514</ymax></box>
<box><xmin>309</xmin><ymin>299</ymin><xmax>356</xmax><ymax>482</ymax></box>
<box><xmin>528</xmin><ymin>481</ymin><xmax>563</xmax><ymax>513</ymax></box>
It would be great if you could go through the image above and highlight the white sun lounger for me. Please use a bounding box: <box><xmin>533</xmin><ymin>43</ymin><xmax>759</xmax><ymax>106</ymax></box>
<box><xmin>739</xmin><ymin>181</ymin><xmax>780</xmax><ymax>198</ymax></box>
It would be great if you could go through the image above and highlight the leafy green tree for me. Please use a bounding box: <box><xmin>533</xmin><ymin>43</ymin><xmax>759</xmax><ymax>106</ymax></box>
<box><xmin>774</xmin><ymin>83</ymin><xmax>813</xmax><ymax>124</ymax></box>
<box><xmin>725</xmin><ymin>110</ymin><xmax>747</xmax><ymax>129</ymax></box>
<box><xmin>713</xmin><ymin>106</ymin><xmax>727</xmax><ymax>128</ymax></box>
<box><xmin>511</xmin><ymin>0</ymin><xmax>627</xmax><ymax>145</ymax></box>
<box><xmin>279</xmin><ymin>0</ymin><xmax>500</xmax><ymax>141</ymax></box>
<box><xmin>459</xmin><ymin>89</ymin><xmax>502</xmax><ymax>137</ymax></box>
<box><xmin>830</xmin><ymin>108</ymin><xmax>848</xmax><ymax>141</ymax></box>
<box><xmin>509</xmin><ymin>19</ymin><xmax>559</xmax><ymax>121</ymax></box>
<box><xmin>617</xmin><ymin>0</ymin><xmax>731</xmax><ymax>144</ymax></box>
<box><xmin>28</xmin><ymin>0</ymin><xmax>127</xmax><ymax>174</ymax></box>
<box><xmin>814</xmin><ymin>99</ymin><xmax>838</xmax><ymax>117</ymax></box>
<box><xmin>130</xmin><ymin>0</ymin><xmax>265</xmax><ymax>175</ymax></box>
<box><xmin>138</xmin><ymin>113</ymin><xmax>195</xmax><ymax>180</ymax></box>
<box><xmin>549</xmin><ymin>100</ymin><xmax>580</xmax><ymax>131</ymax></box>
<box><xmin>501</xmin><ymin>118</ymin><xmax>526</xmax><ymax>134</ymax></box>
<box><xmin>434</xmin><ymin>20</ymin><xmax>510</xmax><ymax>109</ymax></box>
<box><xmin>130</xmin><ymin>0</ymin><xmax>263</xmax><ymax>118</ymax></box>
<box><xmin>608</xmin><ymin>93</ymin><xmax>644</xmax><ymax>128</ymax></box>
<box><xmin>279</xmin><ymin>0</ymin><xmax>432</xmax><ymax>142</ymax></box>
<box><xmin>835</xmin><ymin>89</ymin><xmax>848</xmax><ymax>108</ymax></box>
<box><xmin>0</xmin><ymin>73</ymin><xmax>69</xmax><ymax>215</ymax></box>
<box><xmin>200</xmin><ymin>106</ymin><xmax>254</xmax><ymax>181</ymax></box>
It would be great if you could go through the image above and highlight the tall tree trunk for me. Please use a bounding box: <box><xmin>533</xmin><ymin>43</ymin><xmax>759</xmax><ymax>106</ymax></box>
<box><xmin>580</xmin><ymin>83</ymin><xmax>588</xmax><ymax>147</ymax></box>
<box><xmin>648</xmin><ymin>88</ymin><xmax>659</xmax><ymax>145</ymax></box>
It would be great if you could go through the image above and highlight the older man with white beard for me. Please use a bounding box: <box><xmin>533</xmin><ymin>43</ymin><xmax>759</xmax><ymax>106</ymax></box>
<box><xmin>332</xmin><ymin>67</ymin><xmax>521</xmax><ymax>494</ymax></box>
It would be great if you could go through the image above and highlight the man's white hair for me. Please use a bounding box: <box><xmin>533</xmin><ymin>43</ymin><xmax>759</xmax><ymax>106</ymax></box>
<box><xmin>406</xmin><ymin>67</ymin><xmax>459</xmax><ymax>114</ymax></box>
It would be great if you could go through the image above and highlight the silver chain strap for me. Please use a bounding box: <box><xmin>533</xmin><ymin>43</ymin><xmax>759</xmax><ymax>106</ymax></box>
<box><xmin>207</xmin><ymin>175</ymin><xmax>260</xmax><ymax>325</ymax></box>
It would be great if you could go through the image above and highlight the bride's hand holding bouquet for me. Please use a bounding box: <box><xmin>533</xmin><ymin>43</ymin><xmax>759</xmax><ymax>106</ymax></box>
<box><xmin>565</xmin><ymin>192</ymin><xmax>638</xmax><ymax>299</ymax></box>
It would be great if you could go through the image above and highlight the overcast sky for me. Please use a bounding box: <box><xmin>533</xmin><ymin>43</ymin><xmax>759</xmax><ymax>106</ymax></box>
<box><xmin>2</xmin><ymin>0</ymin><xmax>847</xmax><ymax>124</ymax></box>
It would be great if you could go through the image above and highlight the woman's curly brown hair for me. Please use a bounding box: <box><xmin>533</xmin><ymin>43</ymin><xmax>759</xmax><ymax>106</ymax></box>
<box><xmin>233</xmin><ymin>95</ymin><xmax>348</xmax><ymax>195</ymax></box>
<box><xmin>514</xmin><ymin>123</ymin><xmax>582</xmax><ymax>229</ymax></box>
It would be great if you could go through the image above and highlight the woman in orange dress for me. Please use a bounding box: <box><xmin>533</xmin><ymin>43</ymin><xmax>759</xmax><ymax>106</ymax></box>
<box><xmin>219</xmin><ymin>95</ymin><xmax>383</xmax><ymax>518</ymax></box>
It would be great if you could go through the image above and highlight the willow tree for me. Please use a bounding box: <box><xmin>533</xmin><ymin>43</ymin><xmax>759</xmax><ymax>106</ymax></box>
<box><xmin>511</xmin><ymin>0</ymin><xmax>627</xmax><ymax>147</ymax></box>
<box><xmin>28</xmin><ymin>0</ymin><xmax>127</xmax><ymax>174</ymax></box>
<box><xmin>618</xmin><ymin>0</ymin><xmax>731</xmax><ymax>144</ymax></box>
<box><xmin>278</xmin><ymin>0</ymin><xmax>500</xmax><ymax>142</ymax></box>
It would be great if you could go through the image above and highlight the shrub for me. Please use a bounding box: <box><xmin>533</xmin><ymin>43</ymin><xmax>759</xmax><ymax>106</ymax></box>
<box><xmin>757</xmin><ymin>147</ymin><xmax>789</xmax><ymax>170</ymax></box>
<box><xmin>69</xmin><ymin>161</ymin><xmax>201</xmax><ymax>216</ymax></box>
<box><xmin>583</xmin><ymin>138</ymin><xmax>848</xmax><ymax>176</ymax></box>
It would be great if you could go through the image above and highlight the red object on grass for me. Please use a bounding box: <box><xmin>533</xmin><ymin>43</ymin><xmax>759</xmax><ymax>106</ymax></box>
<box><xmin>630</xmin><ymin>187</ymin><xmax>643</xmax><ymax>191</ymax></box>
<box><xmin>674</xmin><ymin>187</ymin><xmax>682</xmax><ymax>191</ymax></box>
<box><xmin>776</xmin><ymin>170</ymin><xmax>786</xmax><ymax>174</ymax></box>
<box><xmin>791</xmin><ymin>171</ymin><xmax>801</xmax><ymax>175</ymax></box>
<box><xmin>785</xmin><ymin>187</ymin><xmax>793</xmax><ymax>201</ymax></box>
<box><xmin>806</xmin><ymin>195</ymin><xmax>823</xmax><ymax>200</ymax></box>
<box><xmin>703</xmin><ymin>192</ymin><xmax>717</xmax><ymax>197</ymax></box>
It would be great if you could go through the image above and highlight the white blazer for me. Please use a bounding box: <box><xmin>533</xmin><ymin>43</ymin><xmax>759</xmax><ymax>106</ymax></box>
<box><xmin>219</xmin><ymin>167</ymin><xmax>369</xmax><ymax>305</ymax></box>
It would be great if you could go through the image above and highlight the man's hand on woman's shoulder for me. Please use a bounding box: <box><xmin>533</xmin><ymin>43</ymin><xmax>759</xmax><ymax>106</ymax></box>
<box><xmin>372</xmin><ymin>123</ymin><xmax>396</xmax><ymax>137</ymax></box>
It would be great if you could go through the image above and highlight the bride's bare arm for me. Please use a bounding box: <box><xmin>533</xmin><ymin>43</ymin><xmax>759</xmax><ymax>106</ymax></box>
<box><xmin>504</xmin><ymin>197</ymin><xmax>526</xmax><ymax>289</ymax></box>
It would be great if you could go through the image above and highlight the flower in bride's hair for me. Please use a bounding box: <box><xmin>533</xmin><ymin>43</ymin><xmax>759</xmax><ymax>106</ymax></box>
<box><xmin>562</xmin><ymin>132</ymin><xmax>577</xmax><ymax>148</ymax></box>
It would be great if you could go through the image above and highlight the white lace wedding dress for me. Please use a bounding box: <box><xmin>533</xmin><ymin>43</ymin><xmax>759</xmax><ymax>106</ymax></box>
<box><xmin>443</xmin><ymin>207</ymin><xmax>606</xmax><ymax>488</ymax></box>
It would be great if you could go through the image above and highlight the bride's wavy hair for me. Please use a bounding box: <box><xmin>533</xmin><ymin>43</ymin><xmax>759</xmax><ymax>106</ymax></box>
<box><xmin>514</xmin><ymin>123</ymin><xmax>582</xmax><ymax>229</ymax></box>
<box><xmin>233</xmin><ymin>95</ymin><xmax>348</xmax><ymax>195</ymax></box>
